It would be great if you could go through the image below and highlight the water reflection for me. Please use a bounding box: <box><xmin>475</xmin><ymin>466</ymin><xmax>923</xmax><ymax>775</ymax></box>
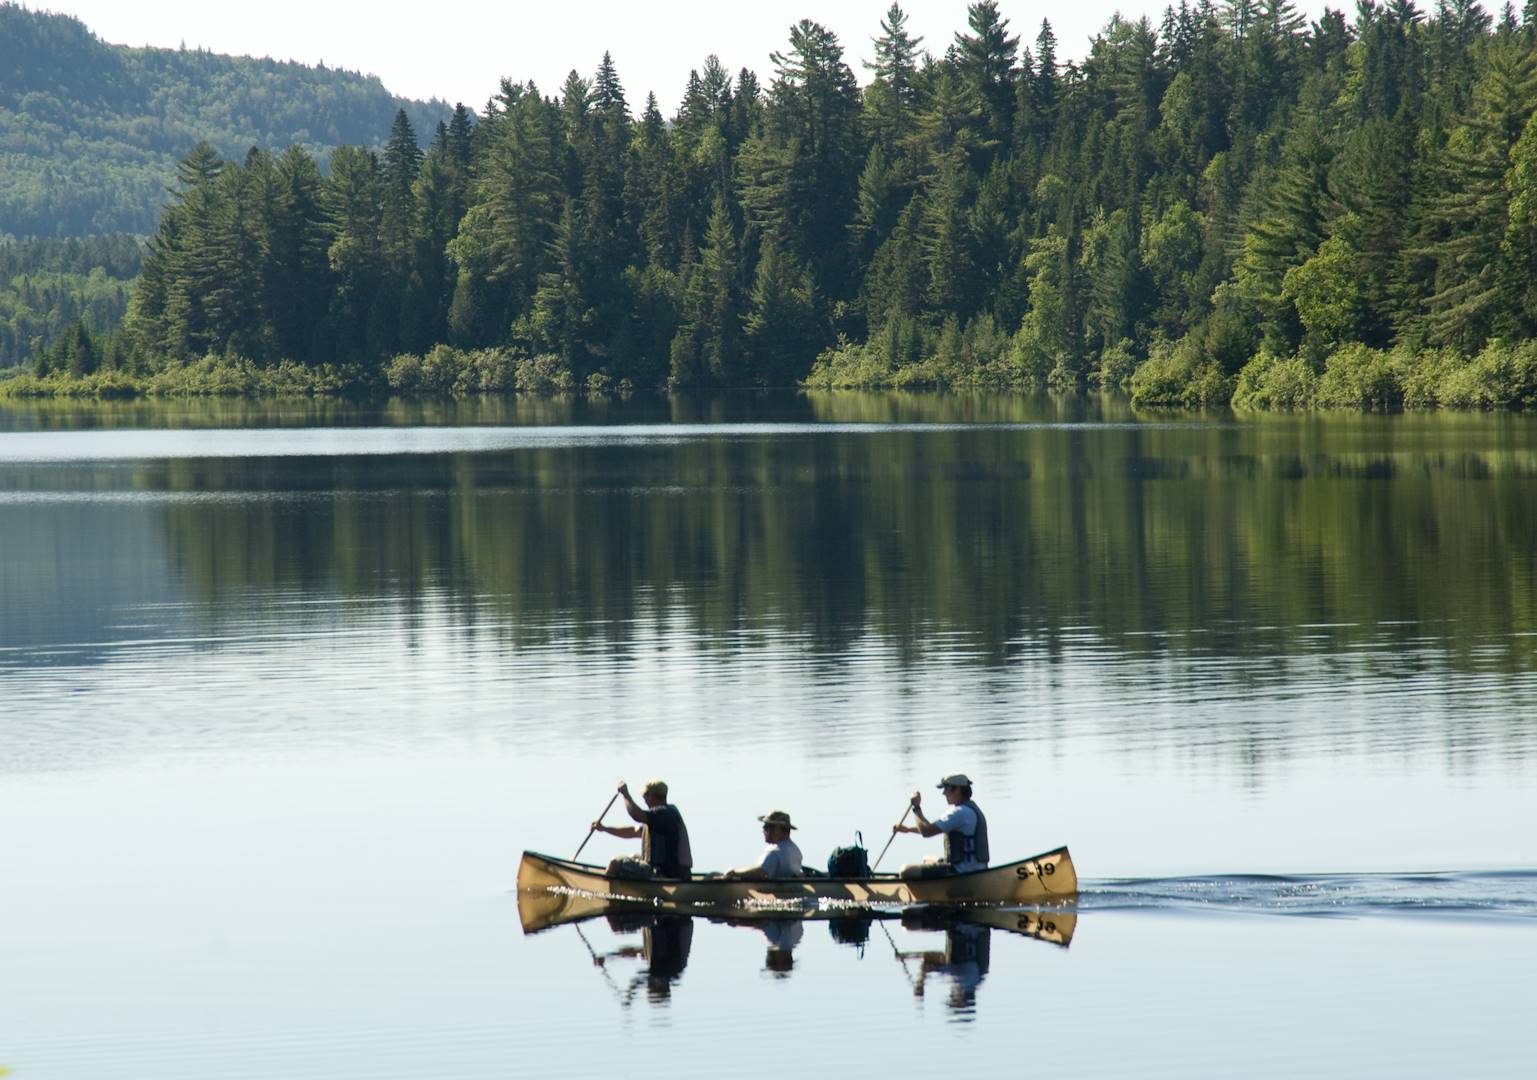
<box><xmin>892</xmin><ymin>914</ymin><xmax>991</xmax><ymax>1016</ymax></box>
<box><xmin>522</xmin><ymin>896</ymin><xmax>1073</xmax><ymax>1015</ymax></box>
<box><xmin>7</xmin><ymin>409</ymin><xmax>1537</xmax><ymax>674</ymax></box>
<box><xmin>4</xmin><ymin>395</ymin><xmax>1537</xmax><ymax>776</ymax></box>
<box><xmin>0</xmin><ymin>388</ymin><xmax>1144</xmax><ymax>433</ymax></box>
<box><xmin>578</xmin><ymin>912</ymin><xmax>695</xmax><ymax>1006</ymax></box>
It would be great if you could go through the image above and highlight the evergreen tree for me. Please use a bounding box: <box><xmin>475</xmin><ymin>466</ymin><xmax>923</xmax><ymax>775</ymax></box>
<box><xmin>62</xmin><ymin>4</ymin><xmax>1537</xmax><ymax>398</ymax></box>
<box><xmin>324</xmin><ymin>144</ymin><xmax>387</xmax><ymax>363</ymax></box>
<box><xmin>865</xmin><ymin>4</ymin><xmax>925</xmax><ymax>152</ymax></box>
<box><xmin>955</xmin><ymin>2</ymin><xmax>1020</xmax><ymax>155</ymax></box>
<box><xmin>743</xmin><ymin>239</ymin><xmax>820</xmax><ymax>384</ymax></box>
<box><xmin>446</xmin><ymin>84</ymin><xmax>561</xmax><ymax>345</ymax></box>
<box><xmin>1235</xmin><ymin>113</ymin><xmax>1336</xmax><ymax>349</ymax></box>
<box><xmin>1031</xmin><ymin>21</ymin><xmax>1061</xmax><ymax>139</ymax></box>
<box><xmin>923</xmin><ymin>155</ymin><xmax>978</xmax><ymax>314</ymax></box>
<box><xmin>380</xmin><ymin>109</ymin><xmax>423</xmax><ymax>271</ymax></box>
<box><xmin>1417</xmin><ymin>39</ymin><xmax>1537</xmax><ymax>349</ymax></box>
<box><xmin>761</xmin><ymin>20</ymin><xmax>864</xmax><ymax>295</ymax></box>
<box><xmin>261</xmin><ymin>146</ymin><xmax>331</xmax><ymax>363</ymax></box>
<box><xmin>523</xmin><ymin>198</ymin><xmax>595</xmax><ymax>370</ymax></box>
<box><xmin>670</xmin><ymin>196</ymin><xmax>742</xmax><ymax>385</ymax></box>
<box><xmin>127</xmin><ymin>141</ymin><xmax>225</xmax><ymax>360</ymax></box>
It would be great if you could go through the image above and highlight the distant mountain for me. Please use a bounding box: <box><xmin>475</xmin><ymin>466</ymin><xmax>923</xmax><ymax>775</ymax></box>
<box><xmin>0</xmin><ymin>4</ymin><xmax>453</xmax><ymax>237</ymax></box>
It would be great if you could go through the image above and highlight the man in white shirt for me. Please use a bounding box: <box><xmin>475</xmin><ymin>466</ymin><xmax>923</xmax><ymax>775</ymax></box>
<box><xmin>721</xmin><ymin>810</ymin><xmax>804</xmax><ymax>879</ymax></box>
<box><xmin>892</xmin><ymin>773</ymin><xmax>991</xmax><ymax>878</ymax></box>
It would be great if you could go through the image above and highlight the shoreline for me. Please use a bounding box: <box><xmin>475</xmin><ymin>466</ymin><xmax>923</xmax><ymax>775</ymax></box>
<box><xmin>7</xmin><ymin>337</ymin><xmax>1537</xmax><ymax>413</ymax></box>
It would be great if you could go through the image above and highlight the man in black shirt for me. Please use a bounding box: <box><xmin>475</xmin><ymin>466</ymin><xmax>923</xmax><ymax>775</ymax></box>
<box><xmin>591</xmin><ymin>779</ymin><xmax>693</xmax><ymax>879</ymax></box>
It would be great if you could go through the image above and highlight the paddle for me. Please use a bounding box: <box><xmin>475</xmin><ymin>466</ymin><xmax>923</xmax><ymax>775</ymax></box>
<box><xmin>878</xmin><ymin>919</ymin><xmax>920</xmax><ymax>992</ymax></box>
<box><xmin>574</xmin><ymin>792</ymin><xmax>620</xmax><ymax>860</ymax></box>
<box><xmin>574</xmin><ymin>921</ymin><xmax>626</xmax><ymax>1004</ymax></box>
<box><xmin>872</xmin><ymin>803</ymin><xmax>914</xmax><ymax>871</ymax></box>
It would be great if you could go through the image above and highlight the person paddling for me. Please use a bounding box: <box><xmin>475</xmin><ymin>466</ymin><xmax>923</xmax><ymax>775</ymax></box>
<box><xmin>721</xmin><ymin>810</ymin><xmax>804</xmax><ymax>880</ymax></box>
<box><xmin>591</xmin><ymin>779</ymin><xmax>692</xmax><ymax>880</ymax></box>
<box><xmin>892</xmin><ymin>774</ymin><xmax>990</xmax><ymax>879</ymax></box>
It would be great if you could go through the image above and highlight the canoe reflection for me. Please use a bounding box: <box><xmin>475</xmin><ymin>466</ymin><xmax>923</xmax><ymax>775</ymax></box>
<box><xmin>524</xmin><ymin>889</ymin><xmax>1074</xmax><ymax>1010</ymax></box>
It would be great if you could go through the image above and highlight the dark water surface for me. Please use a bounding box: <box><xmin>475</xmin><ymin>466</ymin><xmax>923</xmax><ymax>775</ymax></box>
<box><xmin>2</xmin><ymin>392</ymin><xmax>1535</xmax><ymax>1078</ymax></box>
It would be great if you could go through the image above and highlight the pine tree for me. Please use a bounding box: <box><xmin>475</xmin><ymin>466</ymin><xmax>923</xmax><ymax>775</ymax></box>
<box><xmin>865</xmin><ymin>3</ymin><xmax>925</xmax><ymax>152</ymax></box>
<box><xmin>259</xmin><ymin>147</ymin><xmax>331</xmax><ymax>364</ymax></box>
<box><xmin>1234</xmin><ymin>113</ymin><xmax>1336</xmax><ymax>348</ymax></box>
<box><xmin>524</xmin><ymin>198</ymin><xmax>595</xmax><ymax>371</ymax></box>
<box><xmin>743</xmin><ymin>239</ymin><xmax>820</xmax><ymax>384</ymax></box>
<box><xmin>923</xmin><ymin>155</ymin><xmax>978</xmax><ymax>314</ymax></box>
<box><xmin>446</xmin><ymin>84</ymin><xmax>561</xmax><ymax>345</ymax></box>
<box><xmin>863</xmin><ymin>195</ymin><xmax>929</xmax><ymax>328</ymax></box>
<box><xmin>1417</xmin><ymin>39</ymin><xmax>1537</xmax><ymax>349</ymax></box>
<box><xmin>324</xmin><ymin>144</ymin><xmax>386</xmax><ymax>362</ymax></box>
<box><xmin>380</xmin><ymin>109</ymin><xmax>423</xmax><ymax>272</ymax></box>
<box><xmin>763</xmin><ymin>20</ymin><xmax>864</xmax><ymax>295</ymax></box>
<box><xmin>955</xmin><ymin>2</ymin><xmax>1019</xmax><ymax>158</ymax></box>
<box><xmin>670</xmin><ymin>196</ymin><xmax>741</xmax><ymax>385</ymax></box>
<box><xmin>627</xmin><ymin>93</ymin><xmax>680</xmax><ymax>270</ymax></box>
<box><xmin>1502</xmin><ymin>112</ymin><xmax>1537</xmax><ymax>329</ymax></box>
<box><xmin>1031</xmin><ymin>21</ymin><xmax>1060</xmax><ymax>139</ymax></box>
<box><xmin>127</xmin><ymin>141</ymin><xmax>226</xmax><ymax>360</ymax></box>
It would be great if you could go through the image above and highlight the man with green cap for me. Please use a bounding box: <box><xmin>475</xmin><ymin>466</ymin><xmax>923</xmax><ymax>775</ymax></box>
<box><xmin>721</xmin><ymin>810</ymin><xmax>804</xmax><ymax>879</ymax></box>
<box><xmin>592</xmin><ymin>779</ymin><xmax>692</xmax><ymax>880</ymax></box>
<box><xmin>892</xmin><ymin>773</ymin><xmax>990</xmax><ymax>878</ymax></box>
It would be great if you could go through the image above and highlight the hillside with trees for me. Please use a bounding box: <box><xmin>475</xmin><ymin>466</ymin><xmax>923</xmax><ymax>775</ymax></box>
<box><xmin>0</xmin><ymin>235</ymin><xmax>140</xmax><ymax>367</ymax></box>
<box><xmin>13</xmin><ymin>0</ymin><xmax>1537</xmax><ymax>409</ymax></box>
<box><xmin>0</xmin><ymin>4</ymin><xmax>448</xmax><ymax>237</ymax></box>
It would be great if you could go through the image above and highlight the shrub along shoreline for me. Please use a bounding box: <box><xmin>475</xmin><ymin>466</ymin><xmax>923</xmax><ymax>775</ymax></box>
<box><xmin>805</xmin><ymin>332</ymin><xmax>1537</xmax><ymax>411</ymax></box>
<box><xmin>0</xmin><ymin>346</ymin><xmax>613</xmax><ymax>401</ymax></box>
<box><xmin>5</xmin><ymin>338</ymin><xmax>1537</xmax><ymax>410</ymax></box>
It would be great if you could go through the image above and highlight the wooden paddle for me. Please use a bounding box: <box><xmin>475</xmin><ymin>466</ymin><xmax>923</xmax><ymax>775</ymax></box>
<box><xmin>574</xmin><ymin>792</ymin><xmax>620</xmax><ymax>860</ymax></box>
<box><xmin>872</xmin><ymin>802</ymin><xmax>914</xmax><ymax>871</ymax></box>
<box><xmin>878</xmin><ymin>918</ymin><xmax>920</xmax><ymax>992</ymax></box>
<box><xmin>573</xmin><ymin>921</ymin><xmax>626</xmax><ymax>1004</ymax></box>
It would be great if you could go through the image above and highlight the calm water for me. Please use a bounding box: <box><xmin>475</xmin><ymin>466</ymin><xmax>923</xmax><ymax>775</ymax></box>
<box><xmin>2</xmin><ymin>392</ymin><xmax>1535</xmax><ymax>1078</ymax></box>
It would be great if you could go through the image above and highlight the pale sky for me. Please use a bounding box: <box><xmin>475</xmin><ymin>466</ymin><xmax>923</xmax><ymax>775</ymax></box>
<box><xmin>45</xmin><ymin>0</ymin><xmax>1335</xmax><ymax>111</ymax></box>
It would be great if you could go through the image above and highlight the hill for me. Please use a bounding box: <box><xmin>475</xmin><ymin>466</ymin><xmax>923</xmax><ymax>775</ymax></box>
<box><xmin>0</xmin><ymin>4</ymin><xmax>452</xmax><ymax>236</ymax></box>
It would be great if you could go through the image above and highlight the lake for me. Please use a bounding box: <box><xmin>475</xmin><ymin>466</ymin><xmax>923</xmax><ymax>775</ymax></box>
<box><xmin>2</xmin><ymin>391</ymin><xmax>1534</xmax><ymax>1078</ymax></box>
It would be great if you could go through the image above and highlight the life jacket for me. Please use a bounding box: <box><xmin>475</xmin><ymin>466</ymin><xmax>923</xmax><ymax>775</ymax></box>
<box><xmin>942</xmin><ymin>800</ymin><xmax>990</xmax><ymax>867</ymax></box>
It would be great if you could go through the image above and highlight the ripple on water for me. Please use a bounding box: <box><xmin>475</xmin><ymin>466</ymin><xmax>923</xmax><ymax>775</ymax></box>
<box><xmin>1083</xmin><ymin>870</ymin><xmax>1537</xmax><ymax>919</ymax></box>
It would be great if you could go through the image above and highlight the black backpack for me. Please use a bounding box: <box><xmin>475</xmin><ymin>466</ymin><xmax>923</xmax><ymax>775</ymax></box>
<box><xmin>828</xmin><ymin>915</ymin><xmax>874</xmax><ymax>951</ymax></box>
<box><xmin>826</xmin><ymin>831</ymin><xmax>870</xmax><ymax>877</ymax></box>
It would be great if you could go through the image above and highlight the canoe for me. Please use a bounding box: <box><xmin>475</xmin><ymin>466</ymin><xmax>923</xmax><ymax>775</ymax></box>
<box><xmin>518</xmin><ymin>882</ymin><xmax>1077</xmax><ymax>947</ymax></box>
<box><xmin>517</xmin><ymin>844</ymin><xmax>1076</xmax><ymax>916</ymax></box>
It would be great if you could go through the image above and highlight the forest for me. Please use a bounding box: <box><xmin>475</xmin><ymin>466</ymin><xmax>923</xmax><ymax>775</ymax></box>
<box><xmin>11</xmin><ymin>0</ymin><xmax>1537</xmax><ymax>408</ymax></box>
<box><xmin>0</xmin><ymin>235</ymin><xmax>140</xmax><ymax>368</ymax></box>
<box><xmin>0</xmin><ymin>4</ymin><xmax>446</xmax><ymax>236</ymax></box>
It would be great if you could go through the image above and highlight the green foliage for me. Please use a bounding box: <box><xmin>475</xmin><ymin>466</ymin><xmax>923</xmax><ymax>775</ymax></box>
<box><xmin>0</xmin><ymin>352</ymin><xmax>364</xmax><ymax>398</ymax></box>
<box><xmin>1282</xmin><ymin>235</ymin><xmax>1368</xmax><ymax>356</ymax></box>
<box><xmin>1096</xmin><ymin>338</ymin><xmax>1140</xmax><ymax>390</ymax></box>
<box><xmin>0</xmin><ymin>4</ymin><xmax>449</xmax><ymax>237</ymax></box>
<box><xmin>17</xmin><ymin>2</ymin><xmax>1537</xmax><ymax>409</ymax></box>
<box><xmin>1232</xmin><ymin>348</ymin><xmax>1320</xmax><ymax>408</ymax></box>
<box><xmin>1316</xmin><ymin>343</ymin><xmax>1404</xmax><ymax>409</ymax></box>
<box><xmin>383</xmin><ymin>344</ymin><xmax>564</xmax><ymax>394</ymax></box>
<box><xmin>0</xmin><ymin>235</ymin><xmax>140</xmax><ymax>367</ymax></box>
<box><xmin>1129</xmin><ymin>338</ymin><xmax>1235</xmax><ymax>407</ymax></box>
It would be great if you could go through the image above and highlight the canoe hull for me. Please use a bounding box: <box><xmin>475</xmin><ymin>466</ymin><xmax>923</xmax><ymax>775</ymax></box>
<box><xmin>517</xmin><ymin>844</ymin><xmax>1076</xmax><ymax>921</ymax></box>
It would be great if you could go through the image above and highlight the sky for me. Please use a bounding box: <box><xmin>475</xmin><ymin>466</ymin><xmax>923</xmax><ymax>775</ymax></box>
<box><xmin>44</xmin><ymin>0</ymin><xmax>1337</xmax><ymax>112</ymax></box>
